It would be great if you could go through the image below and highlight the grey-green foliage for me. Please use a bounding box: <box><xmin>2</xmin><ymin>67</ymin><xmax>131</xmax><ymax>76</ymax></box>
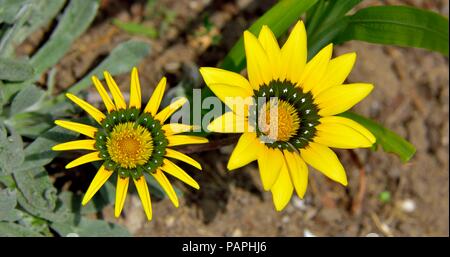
<box><xmin>0</xmin><ymin>0</ymin><xmax>151</xmax><ymax>236</ymax></box>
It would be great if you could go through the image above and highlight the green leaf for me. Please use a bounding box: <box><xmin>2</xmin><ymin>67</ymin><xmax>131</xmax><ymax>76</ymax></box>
<box><xmin>335</xmin><ymin>5</ymin><xmax>449</xmax><ymax>56</ymax></box>
<box><xmin>30</xmin><ymin>0</ymin><xmax>99</xmax><ymax>76</ymax></box>
<box><xmin>0</xmin><ymin>58</ymin><xmax>34</xmax><ymax>81</ymax></box>
<box><xmin>19</xmin><ymin>126</ymin><xmax>78</xmax><ymax>171</ymax></box>
<box><xmin>67</xmin><ymin>40</ymin><xmax>151</xmax><ymax>94</ymax></box>
<box><xmin>0</xmin><ymin>221</ymin><xmax>43</xmax><ymax>236</ymax></box>
<box><xmin>0</xmin><ymin>125</ymin><xmax>24</xmax><ymax>175</ymax></box>
<box><xmin>1</xmin><ymin>0</ymin><xmax>67</xmax><ymax>57</ymax></box>
<box><xmin>0</xmin><ymin>188</ymin><xmax>20</xmax><ymax>221</ymax></box>
<box><xmin>51</xmin><ymin>216</ymin><xmax>130</xmax><ymax>237</ymax></box>
<box><xmin>6</xmin><ymin>111</ymin><xmax>53</xmax><ymax>138</ymax></box>
<box><xmin>10</xmin><ymin>84</ymin><xmax>45</xmax><ymax>114</ymax></box>
<box><xmin>340</xmin><ymin>112</ymin><xmax>416</xmax><ymax>163</ymax></box>
<box><xmin>113</xmin><ymin>19</ymin><xmax>158</xmax><ymax>38</ymax></box>
<box><xmin>0</xmin><ymin>0</ymin><xmax>28</xmax><ymax>23</ymax></box>
<box><xmin>220</xmin><ymin>0</ymin><xmax>318</xmax><ymax>72</ymax></box>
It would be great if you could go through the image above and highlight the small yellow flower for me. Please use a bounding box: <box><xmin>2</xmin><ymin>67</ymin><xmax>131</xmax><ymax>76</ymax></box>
<box><xmin>200</xmin><ymin>21</ymin><xmax>376</xmax><ymax>211</ymax></box>
<box><xmin>53</xmin><ymin>68</ymin><xmax>207</xmax><ymax>220</ymax></box>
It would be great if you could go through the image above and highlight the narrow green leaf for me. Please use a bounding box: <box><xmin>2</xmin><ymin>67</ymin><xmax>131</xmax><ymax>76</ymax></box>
<box><xmin>51</xmin><ymin>216</ymin><xmax>130</xmax><ymax>237</ymax></box>
<box><xmin>30</xmin><ymin>0</ymin><xmax>99</xmax><ymax>76</ymax></box>
<box><xmin>0</xmin><ymin>58</ymin><xmax>34</xmax><ymax>81</ymax></box>
<box><xmin>335</xmin><ymin>5</ymin><xmax>449</xmax><ymax>56</ymax></box>
<box><xmin>0</xmin><ymin>125</ymin><xmax>24</xmax><ymax>175</ymax></box>
<box><xmin>340</xmin><ymin>111</ymin><xmax>416</xmax><ymax>163</ymax></box>
<box><xmin>0</xmin><ymin>221</ymin><xmax>43</xmax><ymax>236</ymax></box>
<box><xmin>220</xmin><ymin>0</ymin><xmax>318</xmax><ymax>72</ymax></box>
<box><xmin>0</xmin><ymin>0</ymin><xmax>28</xmax><ymax>23</ymax></box>
<box><xmin>10</xmin><ymin>84</ymin><xmax>45</xmax><ymax>114</ymax></box>
<box><xmin>0</xmin><ymin>188</ymin><xmax>19</xmax><ymax>221</ymax></box>
<box><xmin>113</xmin><ymin>19</ymin><xmax>158</xmax><ymax>38</ymax></box>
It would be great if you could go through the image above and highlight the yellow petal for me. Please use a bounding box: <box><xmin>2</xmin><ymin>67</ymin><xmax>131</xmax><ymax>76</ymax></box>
<box><xmin>114</xmin><ymin>176</ymin><xmax>129</xmax><ymax>218</ymax></box>
<box><xmin>152</xmin><ymin>169</ymin><xmax>179</xmax><ymax>207</ymax></box>
<box><xmin>154</xmin><ymin>97</ymin><xmax>187</xmax><ymax>123</ymax></box>
<box><xmin>280</xmin><ymin>21</ymin><xmax>307</xmax><ymax>83</ymax></box>
<box><xmin>257</xmin><ymin>146</ymin><xmax>284</xmax><ymax>191</ymax></box>
<box><xmin>258</xmin><ymin>25</ymin><xmax>282</xmax><ymax>80</ymax></box>
<box><xmin>298</xmin><ymin>43</ymin><xmax>333</xmax><ymax>93</ymax></box>
<box><xmin>283</xmin><ymin>150</ymin><xmax>308</xmax><ymax>199</ymax></box>
<box><xmin>92</xmin><ymin>76</ymin><xmax>115</xmax><ymax>113</ymax></box>
<box><xmin>65</xmin><ymin>151</ymin><xmax>101</xmax><ymax>169</ymax></box>
<box><xmin>104</xmin><ymin>71</ymin><xmax>126</xmax><ymax>110</ymax></box>
<box><xmin>133</xmin><ymin>176</ymin><xmax>152</xmax><ymax>220</ymax></box>
<box><xmin>143</xmin><ymin>77</ymin><xmax>166</xmax><ymax>115</ymax></box>
<box><xmin>82</xmin><ymin>165</ymin><xmax>113</xmax><ymax>205</ymax></box>
<box><xmin>52</xmin><ymin>139</ymin><xmax>96</xmax><ymax>151</ymax></box>
<box><xmin>165</xmin><ymin>148</ymin><xmax>202</xmax><ymax>170</ymax></box>
<box><xmin>66</xmin><ymin>93</ymin><xmax>105</xmax><ymax>124</ymax></box>
<box><xmin>167</xmin><ymin>135</ymin><xmax>208</xmax><ymax>147</ymax></box>
<box><xmin>300</xmin><ymin>142</ymin><xmax>348</xmax><ymax>186</ymax></box>
<box><xmin>162</xmin><ymin>123</ymin><xmax>193</xmax><ymax>135</ymax></box>
<box><xmin>270</xmin><ymin>160</ymin><xmax>294</xmax><ymax>211</ymax></box>
<box><xmin>161</xmin><ymin>159</ymin><xmax>200</xmax><ymax>189</ymax></box>
<box><xmin>199</xmin><ymin>67</ymin><xmax>253</xmax><ymax>105</ymax></box>
<box><xmin>315</xmin><ymin>83</ymin><xmax>374</xmax><ymax>116</ymax></box>
<box><xmin>227</xmin><ymin>132</ymin><xmax>262</xmax><ymax>170</ymax></box>
<box><xmin>129</xmin><ymin>67</ymin><xmax>142</xmax><ymax>109</ymax></box>
<box><xmin>315</xmin><ymin>116</ymin><xmax>376</xmax><ymax>148</ymax></box>
<box><xmin>311</xmin><ymin>52</ymin><xmax>356</xmax><ymax>97</ymax></box>
<box><xmin>54</xmin><ymin>120</ymin><xmax>98</xmax><ymax>138</ymax></box>
<box><xmin>207</xmin><ymin>112</ymin><xmax>254</xmax><ymax>133</ymax></box>
<box><xmin>244</xmin><ymin>31</ymin><xmax>272</xmax><ymax>89</ymax></box>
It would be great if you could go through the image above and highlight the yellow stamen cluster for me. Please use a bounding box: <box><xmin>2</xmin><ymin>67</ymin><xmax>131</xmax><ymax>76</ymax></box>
<box><xmin>259</xmin><ymin>100</ymin><xmax>300</xmax><ymax>142</ymax></box>
<box><xmin>106</xmin><ymin>122</ymin><xmax>153</xmax><ymax>169</ymax></box>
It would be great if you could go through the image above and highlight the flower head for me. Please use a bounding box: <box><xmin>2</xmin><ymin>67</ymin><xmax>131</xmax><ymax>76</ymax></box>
<box><xmin>53</xmin><ymin>68</ymin><xmax>207</xmax><ymax>220</ymax></box>
<box><xmin>200</xmin><ymin>21</ymin><xmax>376</xmax><ymax>211</ymax></box>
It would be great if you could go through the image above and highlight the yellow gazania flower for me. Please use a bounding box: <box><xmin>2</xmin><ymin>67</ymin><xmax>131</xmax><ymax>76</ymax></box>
<box><xmin>200</xmin><ymin>21</ymin><xmax>376</xmax><ymax>211</ymax></box>
<box><xmin>53</xmin><ymin>68</ymin><xmax>207</xmax><ymax>220</ymax></box>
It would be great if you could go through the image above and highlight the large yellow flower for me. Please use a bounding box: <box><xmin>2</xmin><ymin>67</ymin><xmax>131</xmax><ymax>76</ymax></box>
<box><xmin>200</xmin><ymin>21</ymin><xmax>376</xmax><ymax>211</ymax></box>
<box><xmin>53</xmin><ymin>68</ymin><xmax>207</xmax><ymax>220</ymax></box>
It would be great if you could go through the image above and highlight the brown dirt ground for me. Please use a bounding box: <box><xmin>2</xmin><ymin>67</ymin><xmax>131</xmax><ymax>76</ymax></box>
<box><xmin>30</xmin><ymin>0</ymin><xmax>449</xmax><ymax>236</ymax></box>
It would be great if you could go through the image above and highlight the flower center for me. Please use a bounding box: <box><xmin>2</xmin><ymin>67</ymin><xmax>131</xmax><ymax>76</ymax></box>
<box><xmin>259</xmin><ymin>99</ymin><xmax>300</xmax><ymax>142</ymax></box>
<box><xmin>106</xmin><ymin>122</ymin><xmax>153</xmax><ymax>169</ymax></box>
<box><xmin>252</xmin><ymin>80</ymin><xmax>321</xmax><ymax>150</ymax></box>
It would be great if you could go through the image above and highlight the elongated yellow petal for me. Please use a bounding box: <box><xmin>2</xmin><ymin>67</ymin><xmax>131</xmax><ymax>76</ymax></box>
<box><xmin>165</xmin><ymin>148</ymin><xmax>202</xmax><ymax>170</ymax></box>
<box><xmin>316</xmin><ymin>83</ymin><xmax>374</xmax><ymax>116</ymax></box>
<box><xmin>152</xmin><ymin>169</ymin><xmax>179</xmax><ymax>207</ymax></box>
<box><xmin>311</xmin><ymin>52</ymin><xmax>356</xmax><ymax>97</ymax></box>
<box><xmin>315</xmin><ymin>116</ymin><xmax>376</xmax><ymax>148</ymax></box>
<box><xmin>54</xmin><ymin>120</ymin><xmax>98</xmax><ymax>138</ymax></box>
<box><xmin>283</xmin><ymin>150</ymin><xmax>308</xmax><ymax>199</ymax></box>
<box><xmin>66</xmin><ymin>93</ymin><xmax>105</xmax><ymax>124</ymax></box>
<box><xmin>82</xmin><ymin>165</ymin><xmax>113</xmax><ymax>205</ymax></box>
<box><xmin>104</xmin><ymin>71</ymin><xmax>126</xmax><ymax>110</ymax></box>
<box><xmin>65</xmin><ymin>151</ymin><xmax>101</xmax><ymax>169</ymax></box>
<box><xmin>161</xmin><ymin>159</ymin><xmax>199</xmax><ymax>189</ymax></box>
<box><xmin>298</xmin><ymin>43</ymin><xmax>333</xmax><ymax>93</ymax></box>
<box><xmin>300</xmin><ymin>142</ymin><xmax>347</xmax><ymax>186</ymax></box>
<box><xmin>114</xmin><ymin>176</ymin><xmax>129</xmax><ymax>217</ymax></box>
<box><xmin>257</xmin><ymin>146</ymin><xmax>284</xmax><ymax>191</ymax></box>
<box><xmin>207</xmin><ymin>112</ymin><xmax>254</xmax><ymax>133</ymax></box>
<box><xmin>199</xmin><ymin>67</ymin><xmax>253</xmax><ymax>105</ymax></box>
<box><xmin>227</xmin><ymin>132</ymin><xmax>262</xmax><ymax>170</ymax></box>
<box><xmin>244</xmin><ymin>31</ymin><xmax>272</xmax><ymax>89</ymax></box>
<box><xmin>162</xmin><ymin>123</ymin><xmax>193</xmax><ymax>136</ymax></box>
<box><xmin>167</xmin><ymin>135</ymin><xmax>208</xmax><ymax>147</ymax></box>
<box><xmin>144</xmin><ymin>77</ymin><xmax>166</xmax><ymax>115</ymax></box>
<box><xmin>133</xmin><ymin>176</ymin><xmax>152</xmax><ymax>220</ymax></box>
<box><xmin>270</xmin><ymin>160</ymin><xmax>294</xmax><ymax>211</ymax></box>
<box><xmin>258</xmin><ymin>25</ymin><xmax>282</xmax><ymax>80</ymax></box>
<box><xmin>129</xmin><ymin>67</ymin><xmax>141</xmax><ymax>109</ymax></box>
<box><xmin>52</xmin><ymin>139</ymin><xmax>96</xmax><ymax>151</ymax></box>
<box><xmin>280</xmin><ymin>21</ymin><xmax>307</xmax><ymax>83</ymax></box>
<box><xmin>154</xmin><ymin>97</ymin><xmax>187</xmax><ymax>123</ymax></box>
<box><xmin>92</xmin><ymin>76</ymin><xmax>115</xmax><ymax>113</ymax></box>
